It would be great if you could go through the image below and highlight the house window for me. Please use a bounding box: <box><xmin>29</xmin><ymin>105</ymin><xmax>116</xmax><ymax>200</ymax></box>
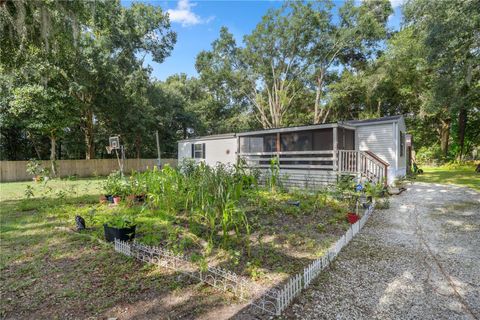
<box><xmin>400</xmin><ymin>131</ymin><xmax>405</xmax><ymax>157</ymax></box>
<box><xmin>192</xmin><ymin>143</ymin><xmax>205</xmax><ymax>159</ymax></box>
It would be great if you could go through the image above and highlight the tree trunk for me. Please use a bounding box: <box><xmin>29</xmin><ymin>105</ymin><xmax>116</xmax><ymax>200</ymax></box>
<box><xmin>50</xmin><ymin>133</ymin><xmax>57</xmax><ymax>176</ymax></box>
<box><xmin>27</xmin><ymin>130</ymin><xmax>42</xmax><ymax>159</ymax></box>
<box><xmin>439</xmin><ymin>118</ymin><xmax>451</xmax><ymax>159</ymax></box>
<box><xmin>84</xmin><ymin>108</ymin><xmax>94</xmax><ymax>159</ymax></box>
<box><xmin>457</xmin><ymin>106</ymin><xmax>467</xmax><ymax>161</ymax></box>
<box><xmin>182</xmin><ymin>124</ymin><xmax>187</xmax><ymax>139</ymax></box>
<box><xmin>313</xmin><ymin>70</ymin><xmax>325</xmax><ymax>124</ymax></box>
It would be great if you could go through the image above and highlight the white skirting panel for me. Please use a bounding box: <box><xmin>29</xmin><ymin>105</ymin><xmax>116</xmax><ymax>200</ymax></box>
<box><xmin>258</xmin><ymin>169</ymin><xmax>338</xmax><ymax>189</ymax></box>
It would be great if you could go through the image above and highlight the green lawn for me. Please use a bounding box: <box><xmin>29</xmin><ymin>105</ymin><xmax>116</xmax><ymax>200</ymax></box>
<box><xmin>0</xmin><ymin>178</ymin><xmax>234</xmax><ymax>318</ymax></box>
<box><xmin>0</xmin><ymin>175</ymin><xmax>353</xmax><ymax>318</ymax></box>
<box><xmin>414</xmin><ymin>164</ymin><xmax>480</xmax><ymax>191</ymax></box>
<box><xmin>0</xmin><ymin>177</ymin><xmax>104</xmax><ymax>201</ymax></box>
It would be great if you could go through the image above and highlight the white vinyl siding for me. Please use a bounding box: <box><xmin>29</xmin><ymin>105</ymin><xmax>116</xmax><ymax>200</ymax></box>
<box><xmin>355</xmin><ymin>123</ymin><xmax>395</xmax><ymax>167</ymax></box>
<box><xmin>178</xmin><ymin>138</ymin><xmax>237</xmax><ymax>167</ymax></box>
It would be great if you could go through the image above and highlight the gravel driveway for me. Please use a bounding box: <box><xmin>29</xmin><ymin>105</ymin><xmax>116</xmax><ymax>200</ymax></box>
<box><xmin>284</xmin><ymin>182</ymin><xmax>480</xmax><ymax>320</ymax></box>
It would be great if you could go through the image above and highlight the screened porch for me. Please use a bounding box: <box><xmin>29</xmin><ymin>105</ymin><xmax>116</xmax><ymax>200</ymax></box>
<box><xmin>238</xmin><ymin>124</ymin><xmax>355</xmax><ymax>170</ymax></box>
<box><xmin>237</xmin><ymin>123</ymin><xmax>388</xmax><ymax>185</ymax></box>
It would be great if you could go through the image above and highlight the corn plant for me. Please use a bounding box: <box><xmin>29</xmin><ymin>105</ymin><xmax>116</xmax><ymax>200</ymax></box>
<box><xmin>266</xmin><ymin>157</ymin><xmax>281</xmax><ymax>193</ymax></box>
<box><xmin>136</xmin><ymin>162</ymin><xmax>254</xmax><ymax>249</ymax></box>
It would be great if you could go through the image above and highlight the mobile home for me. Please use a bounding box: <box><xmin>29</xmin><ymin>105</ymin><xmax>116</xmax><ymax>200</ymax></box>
<box><xmin>178</xmin><ymin>115</ymin><xmax>407</xmax><ymax>186</ymax></box>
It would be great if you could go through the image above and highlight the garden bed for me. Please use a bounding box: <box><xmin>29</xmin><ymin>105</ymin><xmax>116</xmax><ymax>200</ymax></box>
<box><xmin>1</xmin><ymin>164</ymin><xmax>384</xmax><ymax>319</ymax></box>
<box><xmin>73</xmin><ymin>163</ymin><xmax>381</xmax><ymax>308</ymax></box>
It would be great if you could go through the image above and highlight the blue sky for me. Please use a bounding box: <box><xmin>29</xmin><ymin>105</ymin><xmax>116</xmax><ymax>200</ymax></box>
<box><xmin>122</xmin><ymin>0</ymin><xmax>404</xmax><ymax>81</ymax></box>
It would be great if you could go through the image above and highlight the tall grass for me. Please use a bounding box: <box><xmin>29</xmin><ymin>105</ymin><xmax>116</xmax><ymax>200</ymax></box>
<box><xmin>127</xmin><ymin>161</ymin><xmax>257</xmax><ymax>248</ymax></box>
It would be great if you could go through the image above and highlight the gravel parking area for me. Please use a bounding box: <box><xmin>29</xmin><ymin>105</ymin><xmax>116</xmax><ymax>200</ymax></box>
<box><xmin>284</xmin><ymin>182</ymin><xmax>480</xmax><ymax>320</ymax></box>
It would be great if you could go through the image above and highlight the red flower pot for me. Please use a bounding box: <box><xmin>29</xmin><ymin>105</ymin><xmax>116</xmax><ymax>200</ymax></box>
<box><xmin>113</xmin><ymin>196</ymin><xmax>122</xmax><ymax>205</ymax></box>
<box><xmin>99</xmin><ymin>195</ymin><xmax>108</xmax><ymax>204</ymax></box>
<box><xmin>347</xmin><ymin>212</ymin><xmax>360</xmax><ymax>224</ymax></box>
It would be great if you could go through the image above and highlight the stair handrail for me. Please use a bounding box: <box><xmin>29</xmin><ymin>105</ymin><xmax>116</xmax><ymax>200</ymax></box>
<box><xmin>362</xmin><ymin>151</ymin><xmax>389</xmax><ymax>184</ymax></box>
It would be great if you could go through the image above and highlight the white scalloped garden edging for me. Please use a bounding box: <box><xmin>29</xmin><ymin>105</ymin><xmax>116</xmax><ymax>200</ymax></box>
<box><xmin>114</xmin><ymin>202</ymin><xmax>375</xmax><ymax>316</ymax></box>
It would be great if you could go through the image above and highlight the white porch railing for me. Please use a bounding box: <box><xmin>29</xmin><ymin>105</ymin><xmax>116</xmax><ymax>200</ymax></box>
<box><xmin>239</xmin><ymin>149</ymin><xmax>388</xmax><ymax>184</ymax></box>
<box><xmin>337</xmin><ymin>150</ymin><xmax>389</xmax><ymax>184</ymax></box>
<box><xmin>240</xmin><ymin>150</ymin><xmax>335</xmax><ymax>170</ymax></box>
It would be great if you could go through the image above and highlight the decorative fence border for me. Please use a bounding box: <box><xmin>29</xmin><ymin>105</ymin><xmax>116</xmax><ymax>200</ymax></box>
<box><xmin>114</xmin><ymin>202</ymin><xmax>375</xmax><ymax>316</ymax></box>
<box><xmin>267</xmin><ymin>202</ymin><xmax>375</xmax><ymax>315</ymax></box>
<box><xmin>114</xmin><ymin>239</ymin><xmax>249</xmax><ymax>299</ymax></box>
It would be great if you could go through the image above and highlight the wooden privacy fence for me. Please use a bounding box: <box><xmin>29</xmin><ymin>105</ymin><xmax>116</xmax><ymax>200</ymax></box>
<box><xmin>0</xmin><ymin>159</ymin><xmax>177</xmax><ymax>182</ymax></box>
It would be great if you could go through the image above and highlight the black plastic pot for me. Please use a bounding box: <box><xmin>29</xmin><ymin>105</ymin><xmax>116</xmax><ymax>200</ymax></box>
<box><xmin>135</xmin><ymin>194</ymin><xmax>146</xmax><ymax>203</ymax></box>
<box><xmin>103</xmin><ymin>224</ymin><xmax>136</xmax><ymax>242</ymax></box>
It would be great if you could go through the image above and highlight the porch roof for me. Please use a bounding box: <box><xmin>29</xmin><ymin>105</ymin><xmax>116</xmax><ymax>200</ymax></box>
<box><xmin>345</xmin><ymin>115</ymin><xmax>403</xmax><ymax>126</ymax></box>
<box><xmin>236</xmin><ymin>122</ymin><xmax>355</xmax><ymax>137</ymax></box>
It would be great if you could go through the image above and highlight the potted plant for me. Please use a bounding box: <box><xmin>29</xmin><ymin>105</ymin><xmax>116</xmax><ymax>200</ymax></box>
<box><xmin>125</xmin><ymin>173</ymin><xmax>147</xmax><ymax>204</ymax></box>
<box><xmin>102</xmin><ymin>172</ymin><xmax>125</xmax><ymax>204</ymax></box>
<box><xmin>346</xmin><ymin>194</ymin><xmax>360</xmax><ymax>223</ymax></box>
<box><xmin>26</xmin><ymin>159</ymin><xmax>48</xmax><ymax>182</ymax></box>
<box><xmin>347</xmin><ymin>212</ymin><xmax>360</xmax><ymax>224</ymax></box>
<box><xmin>113</xmin><ymin>195</ymin><xmax>122</xmax><ymax>205</ymax></box>
<box><xmin>103</xmin><ymin>214</ymin><xmax>136</xmax><ymax>242</ymax></box>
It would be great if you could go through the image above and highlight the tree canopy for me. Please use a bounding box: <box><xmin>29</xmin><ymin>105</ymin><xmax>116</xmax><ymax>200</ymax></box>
<box><xmin>1</xmin><ymin>0</ymin><xmax>478</xmax><ymax>163</ymax></box>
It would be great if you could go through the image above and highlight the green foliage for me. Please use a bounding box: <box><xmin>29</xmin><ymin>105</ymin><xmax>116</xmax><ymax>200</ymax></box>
<box><xmin>364</xmin><ymin>181</ymin><xmax>386</xmax><ymax>199</ymax></box>
<box><xmin>416</xmin><ymin>145</ymin><xmax>443</xmax><ymax>165</ymax></box>
<box><xmin>266</xmin><ymin>157</ymin><xmax>281</xmax><ymax>193</ymax></box>
<box><xmin>102</xmin><ymin>213</ymin><xmax>136</xmax><ymax>229</ymax></box>
<box><xmin>26</xmin><ymin>159</ymin><xmax>50</xmax><ymax>179</ymax></box>
<box><xmin>103</xmin><ymin>172</ymin><xmax>129</xmax><ymax>197</ymax></box>
<box><xmin>23</xmin><ymin>185</ymin><xmax>34</xmax><ymax>199</ymax></box>
<box><xmin>1</xmin><ymin>0</ymin><xmax>478</xmax><ymax>165</ymax></box>
<box><xmin>1</xmin><ymin>0</ymin><xmax>177</xmax><ymax>160</ymax></box>
<box><xmin>130</xmin><ymin>163</ymin><xmax>257</xmax><ymax>247</ymax></box>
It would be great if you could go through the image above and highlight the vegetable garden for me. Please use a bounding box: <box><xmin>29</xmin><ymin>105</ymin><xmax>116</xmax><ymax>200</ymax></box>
<box><xmin>87</xmin><ymin>161</ymin><xmax>385</xmax><ymax>289</ymax></box>
<box><xmin>1</xmin><ymin>160</ymin><xmax>387</xmax><ymax>318</ymax></box>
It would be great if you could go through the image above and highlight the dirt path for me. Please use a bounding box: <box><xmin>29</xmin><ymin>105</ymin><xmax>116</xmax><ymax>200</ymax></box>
<box><xmin>284</xmin><ymin>182</ymin><xmax>480</xmax><ymax>320</ymax></box>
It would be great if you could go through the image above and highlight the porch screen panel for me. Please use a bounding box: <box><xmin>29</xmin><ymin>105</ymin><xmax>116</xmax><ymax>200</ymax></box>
<box><xmin>344</xmin><ymin>129</ymin><xmax>355</xmax><ymax>150</ymax></box>
<box><xmin>239</xmin><ymin>135</ymin><xmax>277</xmax><ymax>153</ymax></box>
<box><xmin>240</xmin><ymin>136</ymin><xmax>263</xmax><ymax>153</ymax></box>
<box><xmin>313</xmin><ymin>129</ymin><xmax>333</xmax><ymax>150</ymax></box>
<box><xmin>280</xmin><ymin>131</ymin><xmax>313</xmax><ymax>151</ymax></box>
<box><xmin>263</xmin><ymin>134</ymin><xmax>277</xmax><ymax>152</ymax></box>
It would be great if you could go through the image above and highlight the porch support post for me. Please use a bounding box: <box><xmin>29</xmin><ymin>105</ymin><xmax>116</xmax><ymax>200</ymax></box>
<box><xmin>333</xmin><ymin>126</ymin><xmax>338</xmax><ymax>171</ymax></box>
<box><xmin>236</xmin><ymin>136</ymin><xmax>240</xmax><ymax>164</ymax></box>
<box><xmin>276</xmin><ymin>132</ymin><xmax>281</xmax><ymax>156</ymax></box>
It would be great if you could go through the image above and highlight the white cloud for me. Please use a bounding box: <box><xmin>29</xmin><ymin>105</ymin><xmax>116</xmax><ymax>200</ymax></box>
<box><xmin>389</xmin><ymin>0</ymin><xmax>406</xmax><ymax>8</ymax></box>
<box><xmin>167</xmin><ymin>0</ymin><xmax>214</xmax><ymax>27</ymax></box>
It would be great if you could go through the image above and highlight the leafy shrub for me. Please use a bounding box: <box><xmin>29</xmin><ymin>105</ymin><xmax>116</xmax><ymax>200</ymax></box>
<box><xmin>102</xmin><ymin>212</ymin><xmax>136</xmax><ymax>228</ymax></box>
<box><xmin>26</xmin><ymin>159</ymin><xmax>50</xmax><ymax>180</ymax></box>
<box><xmin>103</xmin><ymin>171</ymin><xmax>128</xmax><ymax>196</ymax></box>
<box><xmin>416</xmin><ymin>145</ymin><xmax>442</xmax><ymax>165</ymax></box>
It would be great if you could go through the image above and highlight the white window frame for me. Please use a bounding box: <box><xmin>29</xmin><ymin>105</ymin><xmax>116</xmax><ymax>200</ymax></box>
<box><xmin>194</xmin><ymin>143</ymin><xmax>205</xmax><ymax>159</ymax></box>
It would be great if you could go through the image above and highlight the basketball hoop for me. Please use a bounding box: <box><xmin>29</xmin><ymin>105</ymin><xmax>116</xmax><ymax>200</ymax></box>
<box><xmin>106</xmin><ymin>135</ymin><xmax>125</xmax><ymax>177</ymax></box>
<box><xmin>109</xmin><ymin>136</ymin><xmax>120</xmax><ymax>150</ymax></box>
